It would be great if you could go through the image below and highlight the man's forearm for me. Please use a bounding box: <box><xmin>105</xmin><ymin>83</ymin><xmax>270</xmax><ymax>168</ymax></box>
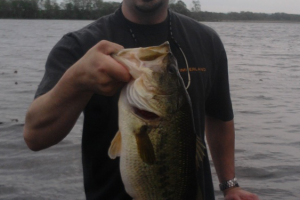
<box><xmin>205</xmin><ymin>116</ymin><xmax>236</xmax><ymax>183</ymax></box>
<box><xmin>23</xmin><ymin>40</ymin><xmax>131</xmax><ymax>151</ymax></box>
<box><xmin>23</xmin><ymin>68</ymin><xmax>93</xmax><ymax>151</ymax></box>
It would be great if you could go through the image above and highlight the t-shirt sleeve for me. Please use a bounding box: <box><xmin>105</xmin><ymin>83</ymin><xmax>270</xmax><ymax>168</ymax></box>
<box><xmin>205</xmin><ymin>35</ymin><xmax>234</xmax><ymax>121</ymax></box>
<box><xmin>35</xmin><ymin>33</ymin><xmax>83</xmax><ymax>98</ymax></box>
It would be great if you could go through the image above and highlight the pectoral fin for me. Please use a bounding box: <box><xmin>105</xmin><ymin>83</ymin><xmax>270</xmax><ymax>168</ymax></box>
<box><xmin>135</xmin><ymin>125</ymin><xmax>156</xmax><ymax>165</ymax></box>
<box><xmin>108</xmin><ymin>131</ymin><xmax>122</xmax><ymax>159</ymax></box>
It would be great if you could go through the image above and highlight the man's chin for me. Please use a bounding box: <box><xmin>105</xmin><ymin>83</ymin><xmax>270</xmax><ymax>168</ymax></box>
<box><xmin>135</xmin><ymin>0</ymin><xmax>164</xmax><ymax>13</ymax></box>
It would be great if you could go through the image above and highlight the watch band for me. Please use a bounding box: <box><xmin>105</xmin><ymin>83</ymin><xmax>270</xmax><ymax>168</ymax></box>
<box><xmin>219</xmin><ymin>177</ymin><xmax>239</xmax><ymax>191</ymax></box>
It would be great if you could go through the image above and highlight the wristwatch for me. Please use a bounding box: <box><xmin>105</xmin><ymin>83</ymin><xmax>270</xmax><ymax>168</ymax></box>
<box><xmin>219</xmin><ymin>177</ymin><xmax>239</xmax><ymax>191</ymax></box>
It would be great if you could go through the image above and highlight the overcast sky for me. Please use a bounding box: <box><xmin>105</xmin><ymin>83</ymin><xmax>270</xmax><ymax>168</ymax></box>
<box><xmin>101</xmin><ymin>0</ymin><xmax>300</xmax><ymax>14</ymax></box>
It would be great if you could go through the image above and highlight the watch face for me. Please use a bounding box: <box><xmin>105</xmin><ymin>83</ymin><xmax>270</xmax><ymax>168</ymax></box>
<box><xmin>219</xmin><ymin>178</ymin><xmax>239</xmax><ymax>191</ymax></box>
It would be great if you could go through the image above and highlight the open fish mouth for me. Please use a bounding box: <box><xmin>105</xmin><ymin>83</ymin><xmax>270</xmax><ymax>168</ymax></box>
<box><xmin>123</xmin><ymin>80</ymin><xmax>164</xmax><ymax>120</ymax></box>
<box><xmin>133</xmin><ymin>107</ymin><xmax>160</xmax><ymax>120</ymax></box>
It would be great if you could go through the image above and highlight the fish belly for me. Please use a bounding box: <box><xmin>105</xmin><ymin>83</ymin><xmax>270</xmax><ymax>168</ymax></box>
<box><xmin>119</xmin><ymin>98</ymin><xmax>197</xmax><ymax>200</ymax></box>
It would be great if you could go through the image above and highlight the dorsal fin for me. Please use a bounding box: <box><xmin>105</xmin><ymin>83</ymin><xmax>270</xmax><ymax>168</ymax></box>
<box><xmin>196</xmin><ymin>136</ymin><xmax>205</xmax><ymax>168</ymax></box>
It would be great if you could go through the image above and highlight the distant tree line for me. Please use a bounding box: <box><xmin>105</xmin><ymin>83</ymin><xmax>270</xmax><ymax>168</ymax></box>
<box><xmin>0</xmin><ymin>0</ymin><xmax>121</xmax><ymax>19</ymax></box>
<box><xmin>169</xmin><ymin>1</ymin><xmax>300</xmax><ymax>22</ymax></box>
<box><xmin>1</xmin><ymin>0</ymin><xmax>300</xmax><ymax>22</ymax></box>
<box><xmin>195</xmin><ymin>11</ymin><xmax>300</xmax><ymax>22</ymax></box>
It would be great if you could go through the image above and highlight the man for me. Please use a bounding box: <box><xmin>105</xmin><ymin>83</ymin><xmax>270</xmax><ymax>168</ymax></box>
<box><xmin>23</xmin><ymin>0</ymin><xmax>259</xmax><ymax>199</ymax></box>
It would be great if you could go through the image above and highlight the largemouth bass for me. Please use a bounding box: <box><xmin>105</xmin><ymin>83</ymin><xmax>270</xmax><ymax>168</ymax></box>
<box><xmin>109</xmin><ymin>42</ymin><xmax>204</xmax><ymax>200</ymax></box>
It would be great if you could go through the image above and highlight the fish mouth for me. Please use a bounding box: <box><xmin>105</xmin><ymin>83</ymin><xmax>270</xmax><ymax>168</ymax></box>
<box><xmin>133</xmin><ymin>107</ymin><xmax>160</xmax><ymax>120</ymax></box>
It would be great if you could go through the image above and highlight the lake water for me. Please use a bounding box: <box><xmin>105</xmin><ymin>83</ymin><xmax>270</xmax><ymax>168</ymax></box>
<box><xmin>1</xmin><ymin>19</ymin><xmax>300</xmax><ymax>200</ymax></box>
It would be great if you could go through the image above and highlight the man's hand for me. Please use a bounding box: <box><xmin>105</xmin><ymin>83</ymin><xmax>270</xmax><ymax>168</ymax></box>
<box><xmin>70</xmin><ymin>40</ymin><xmax>131</xmax><ymax>96</ymax></box>
<box><xmin>224</xmin><ymin>187</ymin><xmax>259</xmax><ymax>200</ymax></box>
<box><xmin>24</xmin><ymin>40</ymin><xmax>130</xmax><ymax>151</ymax></box>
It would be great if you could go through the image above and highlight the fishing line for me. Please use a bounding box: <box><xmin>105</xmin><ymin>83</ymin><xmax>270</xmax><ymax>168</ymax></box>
<box><xmin>168</xmin><ymin>10</ymin><xmax>191</xmax><ymax>90</ymax></box>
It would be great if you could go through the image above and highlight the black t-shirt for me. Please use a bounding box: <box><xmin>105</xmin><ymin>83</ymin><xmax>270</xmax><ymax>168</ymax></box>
<box><xmin>35</xmin><ymin>8</ymin><xmax>233</xmax><ymax>200</ymax></box>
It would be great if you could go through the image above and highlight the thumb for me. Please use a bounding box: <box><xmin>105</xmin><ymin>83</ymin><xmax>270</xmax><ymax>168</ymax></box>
<box><xmin>95</xmin><ymin>40</ymin><xmax>131</xmax><ymax>82</ymax></box>
<box><xmin>96</xmin><ymin>40</ymin><xmax>124</xmax><ymax>55</ymax></box>
<box><xmin>105</xmin><ymin>56</ymin><xmax>131</xmax><ymax>82</ymax></box>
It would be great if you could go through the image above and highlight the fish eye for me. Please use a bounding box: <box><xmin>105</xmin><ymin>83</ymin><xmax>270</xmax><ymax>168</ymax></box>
<box><xmin>167</xmin><ymin>65</ymin><xmax>176</xmax><ymax>74</ymax></box>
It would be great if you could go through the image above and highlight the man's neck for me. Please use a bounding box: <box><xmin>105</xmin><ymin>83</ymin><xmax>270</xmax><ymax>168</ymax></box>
<box><xmin>121</xmin><ymin>3</ymin><xmax>168</xmax><ymax>25</ymax></box>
